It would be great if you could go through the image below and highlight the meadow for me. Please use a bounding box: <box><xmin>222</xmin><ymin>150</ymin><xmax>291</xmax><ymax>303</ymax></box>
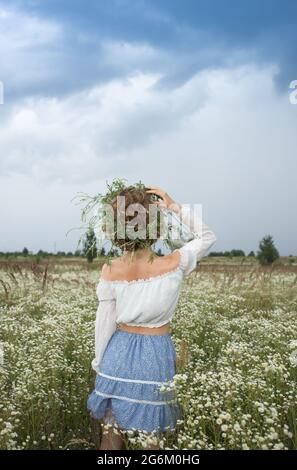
<box><xmin>0</xmin><ymin>256</ymin><xmax>297</xmax><ymax>450</ymax></box>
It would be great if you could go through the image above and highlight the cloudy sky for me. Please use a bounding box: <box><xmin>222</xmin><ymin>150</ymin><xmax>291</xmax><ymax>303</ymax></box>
<box><xmin>0</xmin><ymin>0</ymin><xmax>296</xmax><ymax>255</ymax></box>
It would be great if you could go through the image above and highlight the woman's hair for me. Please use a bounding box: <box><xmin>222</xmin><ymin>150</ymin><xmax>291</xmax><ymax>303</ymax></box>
<box><xmin>108</xmin><ymin>186</ymin><xmax>163</xmax><ymax>252</ymax></box>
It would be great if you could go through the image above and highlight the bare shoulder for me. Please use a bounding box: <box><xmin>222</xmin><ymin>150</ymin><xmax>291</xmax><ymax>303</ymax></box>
<box><xmin>101</xmin><ymin>261</ymin><xmax>116</xmax><ymax>281</ymax></box>
<box><xmin>100</xmin><ymin>250</ymin><xmax>181</xmax><ymax>281</ymax></box>
<box><xmin>101</xmin><ymin>258</ymin><xmax>127</xmax><ymax>281</ymax></box>
<box><xmin>161</xmin><ymin>249</ymin><xmax>181</xmax><ymax>270</ymax></box>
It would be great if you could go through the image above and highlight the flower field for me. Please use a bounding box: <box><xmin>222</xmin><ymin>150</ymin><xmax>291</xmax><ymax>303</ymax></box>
<box><xmin>0</xmin><ymin>258</ymin><xmax>297</xmax><ymax>450</ymax></box>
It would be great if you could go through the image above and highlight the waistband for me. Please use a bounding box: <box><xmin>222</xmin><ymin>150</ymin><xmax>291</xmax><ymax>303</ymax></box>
<box><xmin>117</xmin><ymin>323</ymin><xmax>171</xmax><ymax>335</ymax></box>
<box><xmin>115</xmin><ymin>329</ymin><xmax>171</xmax><ymax>337</ymax></box>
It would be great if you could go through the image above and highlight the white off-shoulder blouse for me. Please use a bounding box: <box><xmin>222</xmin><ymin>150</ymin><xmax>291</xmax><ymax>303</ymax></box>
<box><xmin>91</xmin><ymin>204</ymin><xmax>217</xmax><ymax>371</ymax></box>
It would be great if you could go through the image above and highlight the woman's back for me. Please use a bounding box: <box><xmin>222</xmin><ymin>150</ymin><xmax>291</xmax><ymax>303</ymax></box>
<box><xmin>100</xmin><ymin>250</ymin><xmax>181</xmax><ymax>283</ymax></box>
<box><xmin>98</xmin><ymin>248</ymin><xmax>184</xmax><ymax>330</ymax></box>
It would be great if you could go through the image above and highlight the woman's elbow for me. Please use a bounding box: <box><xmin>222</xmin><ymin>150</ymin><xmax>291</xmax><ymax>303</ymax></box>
<box><xmin>207</xmin><ymin>232</ymin><xmax>217</xmax><ymax>249</ymax></box>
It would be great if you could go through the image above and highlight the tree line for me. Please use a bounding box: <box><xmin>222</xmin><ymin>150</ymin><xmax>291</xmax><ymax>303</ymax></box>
<box><xmin>82</xmin><ymin>229</ymin><xmax>285</xmax><ymax>266</ymax></box>
<box><xmin>0</xmin><ymin>231</ymin><xmax>290</xmax><ymax>266</ymax></box>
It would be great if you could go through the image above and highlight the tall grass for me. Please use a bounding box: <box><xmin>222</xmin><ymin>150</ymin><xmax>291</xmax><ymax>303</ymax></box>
<box><xmin>0</xmin><ymin>260</ymin><xmax>296</xmax><ymax>449</ymax></box>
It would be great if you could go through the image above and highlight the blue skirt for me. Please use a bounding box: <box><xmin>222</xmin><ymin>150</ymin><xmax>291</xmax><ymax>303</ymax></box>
<box><xmin>87</xmin><ymin>329</ymin><xmax>182</xmax><ymax>433</ymax></box>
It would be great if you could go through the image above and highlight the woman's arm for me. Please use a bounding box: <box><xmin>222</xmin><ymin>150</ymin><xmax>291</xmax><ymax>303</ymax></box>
<box><xmin>146</xmin><ymin>186</ymin><xmax>217</xmax><ymax>276</ymax></box>
<box><xmin>170</xmin><ymin>203</ymin><xmax>217</xmax><ymax>275</ymax></box>
<box><xmin>91</xmin><ymin>281</ymin><xmax>117</xmax><ymax>372</ymax></box>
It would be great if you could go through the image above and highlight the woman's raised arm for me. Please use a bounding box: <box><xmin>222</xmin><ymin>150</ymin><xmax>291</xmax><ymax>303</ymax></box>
<box><xmin>145</xmin><ymin>186</ymin><xmax>217</xmax><ymax>276</ymax></box>
<box><xmin>170</xmin><ymin>203</ymin><xmax>217</xmax><ymax>275</ymax></box>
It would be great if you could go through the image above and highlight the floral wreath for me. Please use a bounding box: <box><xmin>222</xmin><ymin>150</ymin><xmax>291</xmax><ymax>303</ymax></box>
<box><xmin>68</xmin><ymin>177</ymin><xmax>185</xmax><ymax>264</ymax></box>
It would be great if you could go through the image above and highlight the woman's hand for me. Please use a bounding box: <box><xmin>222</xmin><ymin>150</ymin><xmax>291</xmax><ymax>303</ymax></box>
<box><xmin>146</xmin><ymin>186</ymin><xmax>181</xmax><ymax>213</ymax></box>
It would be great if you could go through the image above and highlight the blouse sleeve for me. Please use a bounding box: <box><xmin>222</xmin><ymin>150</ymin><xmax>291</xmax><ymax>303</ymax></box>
<box><xmin>171</xmin><ymin>203</ymin><xmax>217</xmax><ymax>276</ymax></box>
<box><xmin>91</xmin><ymin>280</ymin><xmax>117</xmax><ymax>372</ymax></box>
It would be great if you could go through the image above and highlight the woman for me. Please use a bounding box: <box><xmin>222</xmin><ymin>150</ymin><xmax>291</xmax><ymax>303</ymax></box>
<box><xmin>87</xmin><ymin>185</ymin><xmax>217</xmax><ymax>450</ymax></box>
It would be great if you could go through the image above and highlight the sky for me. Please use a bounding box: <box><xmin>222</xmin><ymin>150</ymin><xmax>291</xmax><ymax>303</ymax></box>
<box><xmin>0</xmin><ymin>0</ymin><xmax>296</xmax><ymax>255</ymax></box>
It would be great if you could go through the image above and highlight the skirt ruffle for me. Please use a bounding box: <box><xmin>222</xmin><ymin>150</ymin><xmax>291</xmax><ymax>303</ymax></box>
<box><xmin>87</xmin><ymin>330</ymin><xmax>182</xmax><ymax>433</ymax></box>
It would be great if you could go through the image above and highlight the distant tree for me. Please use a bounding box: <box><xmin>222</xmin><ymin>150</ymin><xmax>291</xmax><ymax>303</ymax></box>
<box><xmin>209</xmin><ymin>251</ymin><xmax>224</xmax><ymax>257</ymax></box>
<box><xmin>257</xmin><ymin>235</ymin><xmax>280</xmax><ymax>265</ymax></box>
<box><xmin>248</xmin><ymin>251</ymin><xmax>255</xmax><ymax>257</ymax></box>
<box><xmin>230</xmin><ymin>249</ymin><xmax>245</xmax><ymax>257</ymax></box>
<box><xmin>74</xmin><ymin>249</ymin><xmax>81</xmax><ymax>257</ymax></box>
<box><xmin>22</xmin><ymin>247</ymin><xmax>29</xmax><ymax>256</ymax></box>
<box><xmin>37</xmin><ymin>249</ymin><xmax>46</xmax><ymax>256</ymax></box>
<box><xmin>209</xmin><ymin>251</ymin><xmax>246</xmax><ymax>257</ymax></box>
<box><xmin>83</xmin><ymin>227</ymin><xmax>98</xmax><ymax>263</ymax></box>
<box><xmin>66</xmin><ymin>251</ymin><xmax>73</xmax><ymax>257</ymax></box>
<box><xmin>223</xmin><ymin>251</ymin><xmax>231</xmax><ymax>257</ymax></box>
